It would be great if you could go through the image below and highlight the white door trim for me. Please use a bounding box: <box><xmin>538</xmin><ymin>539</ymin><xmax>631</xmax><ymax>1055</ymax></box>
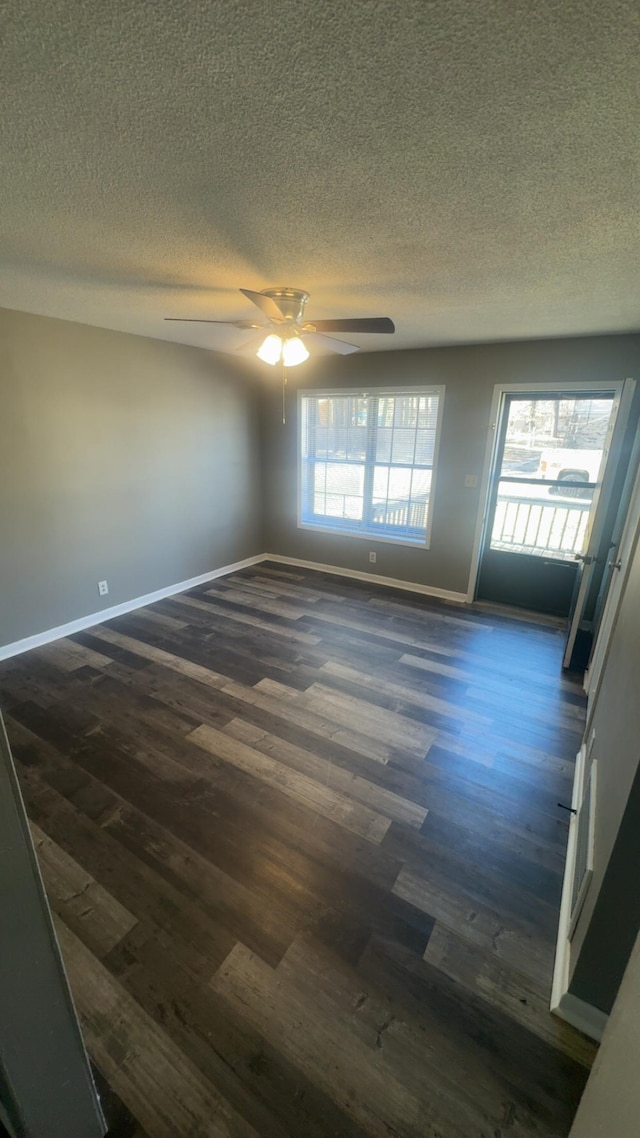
<box><xmin>550</xmin><ymin>742</ymin><xmax>608</xmax><ymax>1043</ymax></box>
<box><xmin>563</xmin><ymin>378</ymin><xmax>635</xmax><ymax>668</ymax></box>
<box><xmin>585</xmin><ymin>450</ymin><xmax>640</xmax><ymax>718</ymax></box>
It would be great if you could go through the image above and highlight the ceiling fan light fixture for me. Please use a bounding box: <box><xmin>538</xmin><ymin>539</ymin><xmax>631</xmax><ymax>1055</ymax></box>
<box><xmin>166</xmin><ymin>287</ymin><xmax>394</xmax><ymax>375</ymax></box>
<box><xmin>256</xmin><ymin>332</ymin><xmax>310</xmax><ymax>367</ymax></box>
<box><xmin>256</xmin><ymin>333</ymin><xmax>283</xmax><ymax>366</ymax></box>
<box><xmin>282</xmin><ymin>336</ymin><xmax>309</xmax><ymax>367</ymax></box>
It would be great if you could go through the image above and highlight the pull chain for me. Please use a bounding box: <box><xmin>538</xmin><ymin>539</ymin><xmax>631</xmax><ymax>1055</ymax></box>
<box><xmin>281</xmin><ymin>359</ymin><xmax>288</xmax><ymax>424</ymax></box>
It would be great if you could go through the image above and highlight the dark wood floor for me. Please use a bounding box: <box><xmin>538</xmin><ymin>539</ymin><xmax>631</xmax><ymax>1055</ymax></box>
<box><xmin>0</xmin><ymin>563</ymin><xmax>595</xmax><ymax>1138</ymax></box>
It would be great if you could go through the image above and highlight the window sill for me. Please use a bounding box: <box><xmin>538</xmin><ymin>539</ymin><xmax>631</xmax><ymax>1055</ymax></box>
<box><xmin>297</xmin><ymin>521</ymin><xmax>430</xmax><ymax>550</ymax></box>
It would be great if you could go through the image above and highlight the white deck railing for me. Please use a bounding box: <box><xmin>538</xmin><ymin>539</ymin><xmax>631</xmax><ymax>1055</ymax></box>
<box><xmin>490</xmin><ymin>493</ymin><xmax>590</xmax><ymax>560</ymax></box>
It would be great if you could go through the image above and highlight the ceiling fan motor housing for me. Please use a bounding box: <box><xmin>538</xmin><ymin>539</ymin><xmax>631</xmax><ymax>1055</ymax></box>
<box><xmin>261</xmin><ymin>287</ymin><xmax>309</xmax><ymax>325</ymax></box>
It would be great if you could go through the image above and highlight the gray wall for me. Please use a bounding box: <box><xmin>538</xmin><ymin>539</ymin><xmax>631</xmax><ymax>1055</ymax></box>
<box><xmin>0</xmin><ymin>308</ymin><xmax>262</xmax><ymax>650</ymax></box>
<box><xmin>262</xmin><ymin>334</ymin><xmax>640</xmax><ymax>595</ymax></box>
<box><xmin>569</xmin><ymin>931</ymin><xmax>640</xmax><ymax>1138</ymax></box>
<box><xmin>568</xmin><ymin>501</ymin><xmax>640</xmax><ymax>1012</ymax></box>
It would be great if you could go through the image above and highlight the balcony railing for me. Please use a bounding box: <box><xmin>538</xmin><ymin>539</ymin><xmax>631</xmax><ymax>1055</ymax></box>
<box><xmin>490</xmin><ymin>492</ymin><xmax>590</xmax><ymax>560</ymax></box>
<box><xmin>372</xmin><ymin>496</ymin><xmax>428</xmax><ymax>529</ymax></box>
<box><xmin>315</xmin><ymin>489</ymin><xmax>590</xmax><ymax>561</ymax></box>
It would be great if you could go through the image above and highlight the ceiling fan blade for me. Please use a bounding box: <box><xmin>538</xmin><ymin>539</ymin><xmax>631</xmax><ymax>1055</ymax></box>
<box><xmin>304</xmin><ymin>317</ymin><xmax>395</xmax><ymax>334</ymax></box>
<box><xmin>239</xmin><ymin>288</ymin><xmax>285</xmax><ymax>322</ymax></box>
<box><xmin>235</xmin><ymin>331</ymin><xmax>272</xmax><ymax>354</ymax></box>
<box><xmin>304</xmin><ymin>332</ymin><xmax>359</xmax><ymax>355</ymax></box>
<box><xmin>164</xmin><ymin>318</ymin><xmax>261</xmax><ymax>328</ymax></box>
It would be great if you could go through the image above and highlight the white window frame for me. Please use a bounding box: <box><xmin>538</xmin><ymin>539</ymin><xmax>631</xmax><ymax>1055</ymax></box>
<box><xmin>297</xmin><ymin>385</ymin><xmax>445</xmax><ymax>549</ymax></box>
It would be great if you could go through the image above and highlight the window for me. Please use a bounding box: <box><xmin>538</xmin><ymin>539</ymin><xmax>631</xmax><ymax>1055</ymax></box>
<box><xmin>298</xmin><ymin>387</ymin><xmax>443</xmax><ymax>546</ymax></box>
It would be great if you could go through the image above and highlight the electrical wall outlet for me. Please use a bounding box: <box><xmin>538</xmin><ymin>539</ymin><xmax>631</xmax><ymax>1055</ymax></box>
<box><xmin>464</xmin><ymin>474</ymin><xmax>478</xmax><ymax>488</ymax></box>
<box><xmin>369</xmin><ymin>552</ymin><xmax>377</xmax><ymax>563</ymax></box>
<box><xmin>98</xmin><ymin>580</ymin><xmax>109</xmax><ymax>597</ymax></box>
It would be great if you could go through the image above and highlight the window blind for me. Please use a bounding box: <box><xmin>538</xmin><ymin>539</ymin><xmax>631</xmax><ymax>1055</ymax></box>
<box><xmin>299</xmin><ymin>389</ymin><xmax>442</xmax><ymax>545</ymax></box>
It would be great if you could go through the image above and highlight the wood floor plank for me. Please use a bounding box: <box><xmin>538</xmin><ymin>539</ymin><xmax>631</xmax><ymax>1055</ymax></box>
<box><xmin>218</xmin><ymin>676</ymin><xmax>394</xmax><ymax>764</ymax></box>
<box><xmin>187</xmin><ymin>722</ymin><xmax>392</xmax><ymax>843</ymax></box>
<box><xmin>88</xmin><ymin>626</ymin><xmax>229</xmax><ymax>688</ymax></box>
<box><xmin>211</xmin><ymin>941</ymin><xmax>464</xmax><ymax>1138</ymax></box>
<box><xmin>358</xmin><ymin>934</ymin><xmax>589</xmax><ymax>1134</ymax></box>
<box><xmin>14</xmin><ymin>718</ymin><xmax>297</xmax><ymax>968</ymax></box>
<box><xmin>205</xmin><ymin>585</ymin><xmax>307</xmax><ymax>621</ymax></box>
<box><xmin>223</xmin><ymin>718</ymin><xmax>428</xmax><ymax>829</ymax></box>
<box><xmin>244</xmin><ymin>565</ymin><xmax>306</xmax><ymax>581</ymax></box>
<box><xmin>11</xmin><ymin>709</ymin><xmax>408</xmax><ymax>943</ymax></box>
<box><xmin>0</xmin><ymin>654</ymin><xmax>100</xmax><ymax>711</ymax></box>
<box><xmin>30</xmin><ymin>821</ymin><xmax>138</xmax><ymax>958</ymax></box>
<box><xmin>100</xmin><ymin>805</ymin><xmax>297</xmax><ymax>968</ymax></box>
<box><xmin>367</xmin><ymin>592</ymin><xmax>490</xmax><ymax>631</ymax></box>
<box><xmin>0</xmin><ymin>564</ymin><xmax>591</xmax><ymax>1138</ymax></box>
<box><xmin>319</xmin><ymin>658</ymin><xmax>491</xmax><ymax>726</ymax></box>
<box><xmin>228</xmin><ymin>572</ymin><xmax>342</xmax><ymax>604</ymax></box>
<box><xmin>105</xmin><ymin>923</ymin><xmax>368</xmax><ymax>1138</ymax></box>
<box><xmin>274</xmin><ymin>934</ymin><xmax>555</xmax><ymax>1137</ymax></box>
<box><xmin>55</xmin><ymin>917</ymin><xmax>259</xmax><ymax>1138</ymax></box>
<box><xmin>385</xmin><ymin>820</ymin><xmax>562</xmax><ymax>942</ymax></box>
<box><xmin>289</xmin><ymin>681</ymin><xmax>438</xmax><ymax>756</ymax></box>
<box><xmin>299</xmin><ymin>605</ymin><xmax>458</xmax><ymax>654</ymax></box>
<box><xmin>423</xmin><ymin>922</ymin><xmax>596</xmax><ymax>1066</ymax></box>
<box><xmin>393</xmin><ymin>864</ymin><xmax>554</xmax><ymax>987</ymax></box>
<box><xmin>400</xmin><ymin>644</ymin><xmax>578</xmax><ymax>692</ymax></box>
<box><xmin>17</xmin><ymin>761</ymin><xmax>237</xmax><ymax>975</ymax></box>
<box><xmin>166</xmin><ymin>593</ymin><xmax>322</xmax><ymax>645</ymax></box>
<box><xmin>37</xmin><ymin>638</ymin><xmax>116</xmax><ymax>672</ymax></box>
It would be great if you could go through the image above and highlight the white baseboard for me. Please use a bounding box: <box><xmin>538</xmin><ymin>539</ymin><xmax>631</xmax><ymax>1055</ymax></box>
<box><xmin>0</xmin><ymin>554</ymin><xmax>265</xmax><ymax>661</ymax></box>
<box><xmin>552</xmin><ymin>993</ymin><xmax>608</xmax><ymax>1044</ymax></box>
<box><xmin>262</xmin><ymin>554</ymin><xmax>468</xmax><ymax>604</ymax></box>
<box><xmin>0</xmin><ymin>552</ymin><xmax>470</xmax><ymax>662</ymax></box>
<box><xmin>550</xmin><ymin>742</ymin><xmax>608</xmax><ymax>1044</ymax></box>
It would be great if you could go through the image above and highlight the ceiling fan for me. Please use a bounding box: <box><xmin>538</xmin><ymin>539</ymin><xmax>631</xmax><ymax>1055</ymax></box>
<box><xmin>165</xmin><ymin>286</ymin><xmax>395</xmax><ymax>367</ymax></box>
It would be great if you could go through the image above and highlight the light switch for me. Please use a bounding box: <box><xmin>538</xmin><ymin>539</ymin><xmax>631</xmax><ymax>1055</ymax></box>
<box><xmin>464</xmin><ymin>474</ymin><xmax>478</xmax><ymax>488</ymax></box>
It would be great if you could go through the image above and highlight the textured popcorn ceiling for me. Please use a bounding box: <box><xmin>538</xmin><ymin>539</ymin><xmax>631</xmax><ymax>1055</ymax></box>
<box><xmin>1</xmin><ymin>0</ymin><xmax>639</xmax><ymax>354</ymax></box>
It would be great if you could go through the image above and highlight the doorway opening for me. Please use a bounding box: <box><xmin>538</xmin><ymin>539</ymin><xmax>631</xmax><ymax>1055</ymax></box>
<box><xmin>476</xmin><ymin>393</ymin><xmax>616</xmax><ymax>617</ymax></box>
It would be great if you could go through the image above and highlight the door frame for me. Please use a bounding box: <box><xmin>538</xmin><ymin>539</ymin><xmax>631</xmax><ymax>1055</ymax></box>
<box><xmin>466</xmin><ymin>379</ymin><xmax>626</xmax><ymax>603</ymax></box>
<box><xmin>584</xmin><ymin>448</ymin><xmax>640</xmax><ymax>720</ymax></box>
<box><xmin>587</xmin><ymin>424</ymin><xmax>640</xmax><ymax>662</ymax></box>
<box><xmin>0</xmin><ymin>713</ymin><xmax>106</xmax><ymax>1138</ymax></box>
<box><xmin>562</xmin><ymin>377</ymin><xmax>636</xmax><ymax>669</ymax></box>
